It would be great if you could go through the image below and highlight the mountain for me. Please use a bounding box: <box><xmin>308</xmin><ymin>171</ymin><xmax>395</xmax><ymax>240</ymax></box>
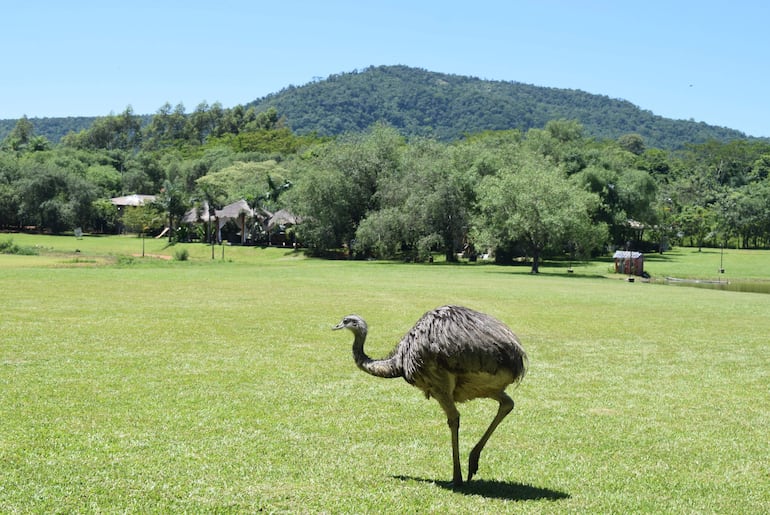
<box><xmin>0</xmin><ymin>116</ymin><xmax>96</xmax><ymax>145</ymax></box>
<box><xmin>2</xmin><ymin>65</ymin><xmax>760</xmax><ymax>149</ymax></box>
<box><xmin>247</xmin><ymin>65</ymin><xmax>754</xmax><ymax>149</ymax></box>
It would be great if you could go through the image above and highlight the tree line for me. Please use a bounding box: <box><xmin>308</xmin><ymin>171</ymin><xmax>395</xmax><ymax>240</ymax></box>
<box><xmin>2</xmin><ymin>103</ymin><xmax>770</xmax><ymax>271</ymax></box>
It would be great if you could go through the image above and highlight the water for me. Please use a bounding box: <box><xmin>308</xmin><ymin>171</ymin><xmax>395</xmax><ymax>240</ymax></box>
<box><xmin>663</xmin><ymin>278</ymin><xmax>770</xmax><ymax>294</ymax></box>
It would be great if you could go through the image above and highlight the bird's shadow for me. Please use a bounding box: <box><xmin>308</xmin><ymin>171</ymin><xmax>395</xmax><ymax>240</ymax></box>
<box><xmin>392</xmin><ymin>475</ymin><xmax>570</xmax><ymax>501</ymax></box>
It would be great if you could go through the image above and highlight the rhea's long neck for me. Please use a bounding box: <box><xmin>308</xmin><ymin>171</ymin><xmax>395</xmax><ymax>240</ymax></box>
<box><xmin>352</xmin><ymin>330</ymin><xmax>402</xmax><ymax>379</ymax></box>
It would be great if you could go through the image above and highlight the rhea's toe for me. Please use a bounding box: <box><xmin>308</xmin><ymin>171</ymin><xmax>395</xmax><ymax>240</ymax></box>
<box><xmin>468</xmin><ymin>454</ymin><xmax>480</xmax><ymax>480</ymax></box>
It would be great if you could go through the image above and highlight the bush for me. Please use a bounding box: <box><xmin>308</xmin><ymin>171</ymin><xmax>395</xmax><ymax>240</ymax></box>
<box><xmin>116</xmin><ymin>255</ymin><xmax>136</xmax><ymax>266</ymax></box>
<box><xmin>0</xmin><ymin>238</ymin><xmax>39</xmax><ymax>255</ymax></box>
<box><xmin>173</xmin><ymin>248</ymin><xmax>189</xmax><ymax>261</ymax></box>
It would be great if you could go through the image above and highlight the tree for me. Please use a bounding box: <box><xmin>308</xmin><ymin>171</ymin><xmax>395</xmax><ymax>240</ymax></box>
<box><xmin>355</xmin><ymin>138</ymin><xmax>473</xmax><ymax>261</ymax></box>
<box><xmin>522</xmin><ymin>121</ymin><xmax>591</xmax><ymax>177</ymax></box>
<box><xmin>187</xmin><ymin>102</ymin><xmax>212</xmax><ymax>145</ymax></box>
<box><xmin>618</xmin><ymin>133</ymin><xmax>646</xmax><ymax>155</ymax></box>
<box><xmin>749</xmin><ymin>153</ymin><xmax>770</xmax><ymax>182</ymax></box>
<box><xmin>723</xmin><ymin>183</ymin><xmax>770</xmax><ymax>248</ymax></box>
<box><xmin>153</xmin><ymin>179</ymin><xmax>188</xmax><ymax>242</ymax></box>
<box><xmin>17</xmin><ymin>162</ymin><xmax>98</xmax><ymax>233</ymax></box>
<box><xmin>194</xmin><ymin>181</ymin><xmax>228</xmax><ymax>247</ymax></box>
<box><xmin>86</xmin><ymin>164</ymin><xmax>122</xmax><ymax>197</ymax></box>
<box><xmin>675</xmin><ymin>204</ymin><xmax>715</xmax><ymax>250</ymax></box>
<box><xmin>330</xmin><ymin>123</ymin><xmax>403</xmax><ymax>228</ymax></box>
<box><xmin>0</xmin><ymin>152</ymin><xmax>22</xmax><ymax>228</ymax></box>
<box><xmin>142</xmin><ymin>103</ymin><xmax>188</xmax><ymax>150</ymax></box>
<box><xmin>1</xmin><ymin>116</ymin><xmax>35</xmax><ymax>151</ymax></box>
<box><xmin>478</xmin><ymin>151</ymin><xmax>606</xmax><ymax>273</ymax></box>
<box><xmin>212</xmin><ymin>104</ymin><xmax>257</xmax><ymax>137</ymax></box>
<box><xmin>246</xmin><ymin>106</ymin><xmax>284</xmax><ymax>131</ymax></box>
<box><xmin>288</xmin><ymin>166</ymin><xmax>351</xmax><ymax>253</ymax></box>
<box><xmin>288</xmin><ymin>124</ymin><xmax>404</xmax><ymax>254</ymax></box>
<box><xmin>90</xmin><ymin>198</ymin><xmax>120</xmax><ymax>233</ymax></box>
<box><xmin>62</xmin><ymin>107</ymin><xmax>141</xmax><ymax>151</ymax></box>
<box><xmin>195</xmin><ymin>160</ymin><xmax>289</xmax><ymax>205</ymax></box>
<box><xmin>121</xmin><ymin>204</ymin><xmax>163</xmax><ymax>235</ymax></box>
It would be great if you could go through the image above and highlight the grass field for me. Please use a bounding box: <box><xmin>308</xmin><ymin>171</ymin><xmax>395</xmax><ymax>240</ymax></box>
<box><xmin>1</xmin><ymin>234</ymin><xmax>769</xmax><ymax>513</ymax></box>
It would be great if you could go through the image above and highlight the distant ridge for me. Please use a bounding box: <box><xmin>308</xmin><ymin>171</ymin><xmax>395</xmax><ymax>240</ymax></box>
<box><xmin>2</xmin><ymin>65</ymin><xmax>762</xmax><ymax>149</ymax></box>
<box><xmin>0</xmin><ymin>116</ymin><xmax>97</xmax><ymax>145</ymax></box>
<box><xmin>247</xmin><ymin>65</ymin><xmax>754</xmax><ymax>149</ymax></box>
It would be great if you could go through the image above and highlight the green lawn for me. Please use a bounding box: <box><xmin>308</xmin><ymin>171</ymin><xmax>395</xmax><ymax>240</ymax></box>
<box><xmin>1</xmin><ymin>235</ymin><xmax>769</xmax><ymax>513</ymax></box>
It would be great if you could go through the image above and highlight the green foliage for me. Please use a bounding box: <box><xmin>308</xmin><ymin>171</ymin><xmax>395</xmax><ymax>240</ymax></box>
<box><xmin>61</xmin><ymin>107</ymin><xmax>142</xmax><ymax>151</ymax></box>
<box><xmin>1</xmin><ymin>116</ymin><xmax>35</xmax><ymax>151</ymax></box>
<box><xmin>4</xmin><ymin>66</ymin><xmax>767</xmax><ymax>151</ymax></box>
<box><xmin>16</xmin><ymin>160</ymin><xmax>99</xmax><ymax>233</ymax></box>
<box><xmin>0</xmin><ymin>237</ymin><xmax>38</xmax><ymax>255</ymax></box>
<box><xmin>195</xmin><ymin>160</ymin><xmax>289</xmax><ymax>206</ymax></box>
<box><xmin>153</xmin><ymin>179</ymin><xmax>189</xmax><ymax>242</ymax></box>
<box><xmin>355</xmin><ymin>207</ymin><xmax>412</xmax><ymax>258</ymax></box>
<box><xmin>207</xmin><ymin>127</ymin><xmax>325</xmax><ymax>155</ymax></box>
<box><xmin>121</xmin><ymin>204</ymin><xmax>163</xmax><ymax>234</ymax></box>
<box><xmin>355</xmin><ymin>138</ymin><xmax>473</xmax><ymax>261</ymax></box>
<box><xmin>248</xmin><ymin>65</ymin><xmax>761</xmax><ymax>148</ymax></box>
<box><xmin>618</xmin><ymin>133</ymin><xmax>646</xmax><ymax>155</ymax></box>
<box><xmin>89</xmin><ymin>198</ymin><xmax>120</xmax><ymax>234</ymax></box>
<box><xmin>478</xmin><ymin>150</ymin><xmax>607</xmax><ymax>271</ymax></box>
<box><xmin>291</xmin><ymin>124</ymin><xmax>405</xmax><ymax>253</ymax></box>
<box><xmin>173</xmin><ymin>247</ymin><xmax>189</xmax><ymax>261</ymax></box>
<box><xmin>290</xmin><ymin>166</ymin><xmax>351</xmax><ymax>253</ymax></box>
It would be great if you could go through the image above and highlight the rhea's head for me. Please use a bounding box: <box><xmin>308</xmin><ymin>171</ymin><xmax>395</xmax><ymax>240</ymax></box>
<box><xmin>333</xmin><ymin>314</ymin><xmax>368</xmax><ymax>336</ymax></box>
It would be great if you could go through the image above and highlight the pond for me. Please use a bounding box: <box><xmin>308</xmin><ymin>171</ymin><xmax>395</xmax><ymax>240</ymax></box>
<box><xmin>662</xmin><ymin>277</ymin><xmax>770</xmax><ymax>294</ymax></box>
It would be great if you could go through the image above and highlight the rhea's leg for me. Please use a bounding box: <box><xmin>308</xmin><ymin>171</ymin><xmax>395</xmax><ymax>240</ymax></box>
<box><xmin>468</xmin><ymin>392</ymin><xmax>514</xmax><ymax>482</ymax></box>
<box><xmin>434</xmin><ymin>393</ymin><xmax>463</xmax><ymax>487</ymax></box>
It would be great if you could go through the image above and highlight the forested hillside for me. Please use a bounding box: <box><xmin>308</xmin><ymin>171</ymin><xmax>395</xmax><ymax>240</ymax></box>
<box><xmin>2</xmin><ymin>65</ymin><xmax>761</xmax><ymax>149</ymax></box>
<box><xmin>248</xmin><ymin>65</ymin><xmax>754</xmax><ymax>149</ymax></box>
<box><xmin>0</xmin><ymin>116</ymin><xmax>96</xmax><ymax>145</ymax></box>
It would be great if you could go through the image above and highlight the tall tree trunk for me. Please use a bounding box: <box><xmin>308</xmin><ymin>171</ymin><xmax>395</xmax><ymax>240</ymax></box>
<box><xmin>531</xmin><ymin>248</ymin><xmax>541</xmax><ymax>274</ymax></box>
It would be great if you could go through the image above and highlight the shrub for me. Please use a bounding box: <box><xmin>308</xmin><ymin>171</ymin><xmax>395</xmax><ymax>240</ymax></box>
<box><xmin>0</xmin><ymin>238</ymin><xmax>39</xmax><ymax>255</ymax></box>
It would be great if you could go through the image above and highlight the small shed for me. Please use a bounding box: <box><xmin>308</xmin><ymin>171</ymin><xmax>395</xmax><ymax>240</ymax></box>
<box><xmin>613</xmin><ymin>250</ymin><xmax>644</xmax><ymax>276</ymax></box>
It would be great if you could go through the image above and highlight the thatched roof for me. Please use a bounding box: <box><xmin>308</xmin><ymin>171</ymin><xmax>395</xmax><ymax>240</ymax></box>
<box><xmin>181</xmin><ymin>201</ymin><xmax>214</xmax><ymax>223</ymax></box>
<box><xmin>215</xmin><ymin>199</ymin><xmax>252</xmax><ymax>220</ymax></box>
<box><xmin>267</xmin><ymin>209</ymin><xmax>302</xmax><ymax>231</ymax></box>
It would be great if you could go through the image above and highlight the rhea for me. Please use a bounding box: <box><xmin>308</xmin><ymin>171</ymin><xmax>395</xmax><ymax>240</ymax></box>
<box><xmin>333</xmin><ymin>305</ymin><xmax>526</xmax><ymax>487</ymax></box>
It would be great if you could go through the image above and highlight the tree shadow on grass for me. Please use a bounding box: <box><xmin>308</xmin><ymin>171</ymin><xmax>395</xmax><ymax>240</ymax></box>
<box><xmin>392</xmin><ymin>475</ymin><xmax>570</xmax><ymax>501</ymax></box>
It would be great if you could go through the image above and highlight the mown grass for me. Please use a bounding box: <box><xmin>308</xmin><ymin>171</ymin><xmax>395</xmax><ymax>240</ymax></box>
<box><xmin>1</xmin><ymin>235</ymin><xmax>769</xmax><ymax>513</ymax></box>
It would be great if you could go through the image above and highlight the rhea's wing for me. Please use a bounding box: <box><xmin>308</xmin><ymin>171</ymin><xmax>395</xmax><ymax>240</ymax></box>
<box><xmin>397</xmin><ymin>306</ymin><xmax>526</xmax><ymax>381</ymax></box>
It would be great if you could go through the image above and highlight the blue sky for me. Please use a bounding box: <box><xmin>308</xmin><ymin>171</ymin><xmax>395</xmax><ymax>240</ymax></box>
<box><xmin>2</xmin><ymin>1</ymin><xmax>768</xmax><ymax>137</ymax></box>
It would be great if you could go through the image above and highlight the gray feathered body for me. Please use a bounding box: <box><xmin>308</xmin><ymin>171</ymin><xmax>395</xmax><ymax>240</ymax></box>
<box><xmin>337</xmin><ymin>305</ymin><xmax>527</xmax><ymax>403</ymax></box>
